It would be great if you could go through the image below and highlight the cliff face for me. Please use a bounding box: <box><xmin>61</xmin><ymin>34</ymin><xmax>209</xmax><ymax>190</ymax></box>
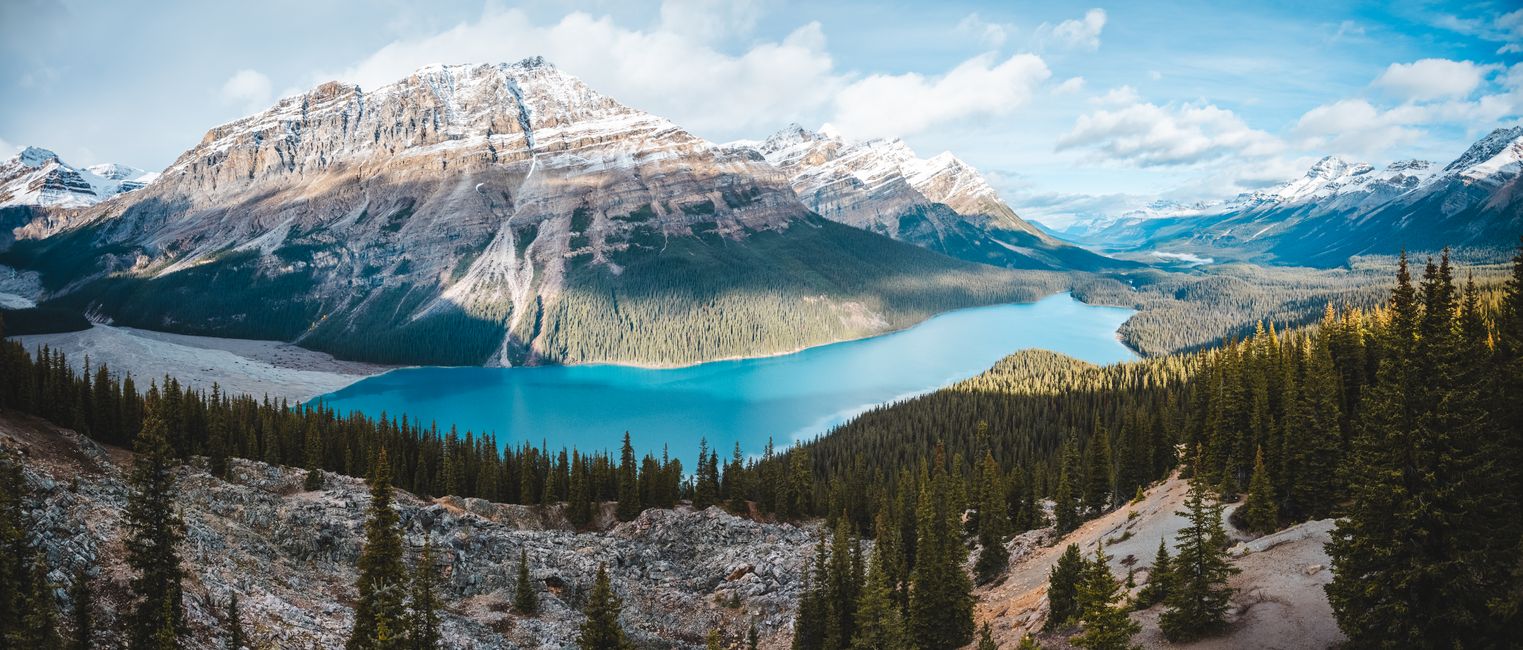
<box><xmin>3</xmin><ymin>411</ymin><xmax>812</xmax><ymax>649</ymax></box>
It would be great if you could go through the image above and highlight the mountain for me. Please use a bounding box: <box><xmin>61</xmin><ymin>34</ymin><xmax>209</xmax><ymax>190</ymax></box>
<box><xmin>740</xmin><ymin>125</ymin><xmax>1126</xmax><ymax>271</ymax></box>
<box><xmin>0</xmin><ymin>58</ymin><xmax>1054</xmax><ymax>366</ymax></box>
<box><xmin>0</xmin><ymin>146</ymin><xmax>157</xmax><ymax>208</ymax></box>
<box><xmin>1065</xmin><ymin>128</ymin><xmax>1523</xmax><ymax>266</ymax></box>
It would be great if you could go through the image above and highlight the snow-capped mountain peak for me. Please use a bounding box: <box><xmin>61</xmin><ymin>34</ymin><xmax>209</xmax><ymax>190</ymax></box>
<box><xmin>1</xmin><ymin>146</ymin><xmax>157</xmax><ymax>208</ymax></box>
<box><xmin>1441</xmin><ymin>126</ymin><xmax>1523</xmax><ymax>175</ymax></box>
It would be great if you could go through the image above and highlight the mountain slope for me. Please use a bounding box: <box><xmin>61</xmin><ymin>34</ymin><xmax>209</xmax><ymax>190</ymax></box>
<box><xmin>1</xmin><ymin>59</ymin><xmax>1058</xmax><ymax>366</ymax></box>
<box><xmin>743</xmin><ymin>125</ymin><xmax>1126</xmax><ymax>271</ymax></box>
<box><xmin>1066</xmin><ymin>127</ymin><xmax>1523</xmax><ymax>266</ymax></box>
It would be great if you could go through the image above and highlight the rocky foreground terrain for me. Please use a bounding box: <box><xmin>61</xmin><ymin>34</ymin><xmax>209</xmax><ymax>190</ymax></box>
<box><xmin>5</xmin><ymin>404</ymin><xmax>1343</xmax><ymax>649</ymax></box>
<box><xmin>3</xmin><ymin>411</ymin><xmax>814</xmax><ymax>649</ymax></box>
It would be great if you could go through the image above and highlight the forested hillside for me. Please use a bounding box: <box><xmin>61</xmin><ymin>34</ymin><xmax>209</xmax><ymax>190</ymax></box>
<box><xmin>2</xmin><ymin>243</ymin><xmax>1520</xmax><ymax>648</ymax></box>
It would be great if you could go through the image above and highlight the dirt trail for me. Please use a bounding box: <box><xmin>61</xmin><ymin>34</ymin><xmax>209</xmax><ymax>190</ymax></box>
<box><xmin>976</xmin><ymin>473</ymin><xmax>1344</xmax><ymax>649</ymax></box>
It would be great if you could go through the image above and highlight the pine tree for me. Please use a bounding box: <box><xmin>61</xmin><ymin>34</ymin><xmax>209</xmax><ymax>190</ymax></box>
<box><xmin>849</xmin><ymin>541</ymin><xmax>908</xmax><ymax>650</ymax></box>
<box><xmin>206</xmin><ymin>407</ymin><xmax>230</xmax><ymax>480</ymax></box>
<box><xmin>616</xmin><ymin>433</ymin><xmax>640</xmax><ymax>521</ymax></box>
<box><xmin>1015</xmin><ymin>633</ymin><xmax>1042</xmax><ymax>649</ymax></box>
<box><xmin>0</xmin><ymin>452</ymin><xmax>28</xmax><ymax>644</ymax></box>
<box><xmin>578</xmin><ymin>564</ymin><xmax>632</xmax><ymax>650</ymax></box>
<box><xmin>70</xmin><ymin>566</ymin><xmax>93</xmax><ymax>650</ymax></box>
<box><xmin>1072</xmin><ymin>544</ymin><xmax>1140</xmax><ymax>650</ymax></box>
<box><xmin>408</xmin><ymin>540</ymin><xmax>441</xmax><ymax>650</ymax></box>
<box><xmin>22</xmin><ymin>550</ymin><xmax>63</xmax><ymax>649</ymax></box>
<box><xmin>1160</xmin><ymin>477</ymin><xmax>1237</xmax><ymax>641</ymax></box>
<box><xmin>748</xmin><ymin>622</ymin><xmax>759</xmax><ymax>650</ymax></box>
<box><xmin>225</xmin><ymin>594</ymin><xmax>245</xmax><ymax>650</ymax></box>
<box><xmin>303</xmin><ymin>422</ymin><xmax>325</xmax><ymax>491</ymax></box>
<box><xmin>1053</xmin><ymin>458</ymin><xmax>1079</xmax><ymax>535</ymax></box>
<box><xmin>1135</xmin><ymin>539</ymin><xmax>1172</xmax><ymax>608</ymax></box>
<box><xmin>1240</xmin><ymin>447</ymin><xmax>1277</xmax><ymax>534</ymax></box>
<box><xmin>347</xmin><ymin>449</ymin><xmax>408</xmax><ymax>650</ymax></box>
<box><xmin>705</xmin><ymin>629</ymin><xmax>723</xmax><ymax>650</ymax></box>
<box><xmin>567</xmin><ymin>453</ymin><xmax>593</xmax><ymax>529</ymax></box>
<box><xmin>1083</xmin><ymin>434</ymin><xmax>1112</xmax><ymax>514</ymax></box>
<box><xmin>974</xmin><ymin>452</ymin><xmax>1010</xmax><ymax>584</ymax></box>
<box><xmin>792</xmin><ymin>532</ymin><xmax>829</xmax><ymax>650</ymax></box>
<box><xmin>975</xmin><ymin>623</ymin><xmax>997</xmax><ymax>650</ymax></box>
<box><xmin>125</xmin><ymin>401</ymin><xmax>185</xmax><ymax>650</ymax></box>
<box><xmin>1044</xmin><ymin>544</ymin><xmax>1085</xmax><ymax>630</ymax></box>
<box><xmin>908</xmin><ymin>447</ymin><xmax>974</xmax><ymax>649</ymax></box>
<box><xmin>823</xmin><ymin>518</ymin><xmax>860</xmax><ymax>649</ymax></box>
<box><xmin>513</xmin><ymin>549</ymin><xmax>539</xmax><ymax>615</ymax></box>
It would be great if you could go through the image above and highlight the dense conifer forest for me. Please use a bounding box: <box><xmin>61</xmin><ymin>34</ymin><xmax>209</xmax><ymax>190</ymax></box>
<box><xmin>1</xmin><ymin>242</ymin><xmax>1521</xmax><ymax>647</ymax></box>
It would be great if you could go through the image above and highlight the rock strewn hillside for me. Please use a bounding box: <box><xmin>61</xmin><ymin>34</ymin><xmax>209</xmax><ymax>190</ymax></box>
<box><xmin>3</xmin><ymin>411</ymin><xmax>812</xmax><ymax>649</ymax></box>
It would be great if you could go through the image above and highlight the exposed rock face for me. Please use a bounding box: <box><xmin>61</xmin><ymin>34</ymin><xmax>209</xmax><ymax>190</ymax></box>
<box><xmin>0</xmin><ymin>146</ymin><xmax>156</xmax><ymax>208</ymax></box>
<box><xmin>3</xmin><ymin>412</ymin><xmax>812</xmax><ymax>649</ymax></box>
<box><xmin>742</xmin><ymin>125</ymin><xmax>1121</xmax><ymax>271</ymax></box>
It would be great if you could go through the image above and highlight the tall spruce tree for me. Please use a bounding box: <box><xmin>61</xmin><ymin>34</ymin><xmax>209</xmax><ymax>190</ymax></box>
<box><xmin>616</xmin><ymin>433</ymin><xmax>640</xmax><ymax>521</ymax></box>
<box><xmin>792</xmin><ymin>532</ymin><xmax>829</xmax><ymax>650</ymax></box>
<box><xmin>1160</xmin><ymin>477</ymin><xmax>1236</xmax><ymax>641</ymax></box>
<box><xmin>849</xmin><ymin>540</ymin><xmax>908</xmax><ymax>650</ymax></box>
<box><xmin>1135</xmin><ymin>539</ymin><xmax>1172</xmax><ymax>608</ymax></box>
<box><xmin>974</xmin><ymin>452</ymin><xmax>1010</xmax><ymax>584</ymax></box>
<box><xmin>70</xmin><ymin>566</ymin><xmax>93</xmax><ymax>650</ymax></box>
<box><xmin>513</xmin><ymin>549</ymin><xmax>539</xmax><ymax>615</ymax></box>
<box><xmin>908</xmin><ymin>447</ymin><xmax>973</xmax><ymax>649</ymax></box>
<box><xmin>1240</xmin><ymin>447</ymin><xmax>1277</xmax><ymax>534</ymax></box>
<box><xmin>578</xmin><ymin>564</ymin><xmax>632</xmax><ymax>650</ymax></box>
<box><xmin>823</xmin><ymin>518</ymin><xmax>860</xmax><ymax>650</ymax></box>
<box><xmin>124</xmin><ymin>401</ymin><xmax>186</xmax><ymax>650</ymax></box>
<box><xmin>1072</xmin><ymin>544</ymin><xmax>1140</xmax><ymax>650</ymax></box>
<box><xmin>0</xmin><ymin>451</ymin><xmax>30</xmax><ymax>644</ymax></box>
<box><xmin>347</xmin><ymin>449</ymin><xmax>408</xmax><ymax>650</ymax></box>
<box><xmin>22</xmin><ymin>550</ymin><xmax>63</xmax><ymax>649</ymax></box>
<box><xmin>225</xmin><ymin>594</ymin><xmax>245</xmax><ymax>650</ymax></box>
<box><xmin>1045</xmin><ymin>543</ymin><xmax>1085</xmax><ymax>630</ymax></box>
<box><xmin>408</xmin><ymin>540</ymin><xmax>442</xmax><ymax>650</ymax></box>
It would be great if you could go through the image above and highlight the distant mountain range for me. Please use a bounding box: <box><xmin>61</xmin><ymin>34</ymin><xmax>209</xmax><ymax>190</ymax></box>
<box><xmin>0</xmin><ymin>58</ymin><xmax>1079</xmax><ymax>366</ymax></box>
<box><xmin>0</xmin><ymin>146</ymin><xmax>158</xmax><ymax>208</ymax></box>
<box><xmin>1055</xmin><ymin>126</ymin><xmax>1523</xmax><ymax>266</ymax></box>
<box><xmin>736</xmin><ymin>125</ymin><xmax>1125</xmax><ymax>271</ymax></box>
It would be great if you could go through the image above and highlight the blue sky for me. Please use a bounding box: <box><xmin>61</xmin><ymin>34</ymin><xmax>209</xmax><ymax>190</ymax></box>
<box><xmin>2</xmin><ymin>0</ymin><xmax>1519</xmax><ymax>225</ymax></box>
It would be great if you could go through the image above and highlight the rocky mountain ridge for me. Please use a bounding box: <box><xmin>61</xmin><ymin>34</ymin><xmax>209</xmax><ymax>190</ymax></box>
<box><xmin>740</xmin><ymin>124</ymin><xmax>1123</xmax><ymax>271</ymax></box>
<box><xmin>0</xmin><ymin>58</ymin><xmax>1051</xmax><ymax>367</ymax></box>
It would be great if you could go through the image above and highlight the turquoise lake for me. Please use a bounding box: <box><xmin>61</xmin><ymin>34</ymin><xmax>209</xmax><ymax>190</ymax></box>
<box><xmin>311</xmin><ymin>293</ymin><xmax>1136</xmax><ymax>461</ymax></box>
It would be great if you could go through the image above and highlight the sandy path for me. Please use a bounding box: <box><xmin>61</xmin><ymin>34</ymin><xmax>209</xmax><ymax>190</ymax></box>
<box><xmin>13</xmin><ymin>325</ymin><xmax>392</xmax><ymax>403</ymax></box>
<box><xmin>976</xmin><ymin>473</ymin><xmax>1344</xmax><ymax>649</ymax></box>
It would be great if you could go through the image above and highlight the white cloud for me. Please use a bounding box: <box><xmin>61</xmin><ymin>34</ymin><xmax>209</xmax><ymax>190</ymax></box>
<box><xmin>1040</xmin><ymin>9</ymin><xmax>1106</xmax><ymax>51</ymax></box>
<box><xmin>1373</xmin><ymin>59</ymin><xmax>1487</xmax><ymax>101</ymax></box>
<box><xmin>1056</xmin><ymin>101</ymin><xmax>1283</xmax><ymax>167</ymax></box>
<box><xmin>831</xmin><ymin>53</ymin><xmax>1051</xmax><ymax>139</ymax></box>
<box><xmin>325</xmin><ymin>5</ymin><xmax>1056</xmax><ymax>142</ymax></box>
<box><xmin>1093</xmin><ymin>85</ymin><xmax>1139</xmax><ymax>105</ymax></box>
<box><xmin>1296</xmin><ymin>63</ymin><xmax>1523</xmax><ymax>157</ymax></box>
<box><xmin>1052</xmin><ymin>77</ymin><xmax>1085</xmax><ymax>95</ymax></box>
<box><xmin>956</xmin><ymin>13</ymin><xmax>1013</xmax><ymax>48</ymax></box>
<box><xmin>324</xmin><ymin>7</ymin><xmax>840</xmax><ymax>138</ymax></box>
<box><xmin>658</xmin><ymin>0</ymin><xmax>763</xmax><ymax>44</ymax></box>
<box><xmin>220</xmin><ymin>69</ymin><xmax>273</xmax><ymax>113</ymax></box>
<box><xmin>0</xmin><ymin>135</ymin><xmax>17</xmax><ymax>156</ymax></box>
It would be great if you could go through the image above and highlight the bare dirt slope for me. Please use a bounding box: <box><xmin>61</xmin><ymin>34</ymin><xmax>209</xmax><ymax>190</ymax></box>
<box><xmin>976</xmin><ymin>472</ymin><xmax>1345</xmax><ymax>649</ymax></box>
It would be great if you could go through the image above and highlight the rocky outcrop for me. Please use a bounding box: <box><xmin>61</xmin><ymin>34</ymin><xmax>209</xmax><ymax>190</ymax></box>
<box><xmin>2</xmin><ymin>411</ymin><xmax>813</xmax><ymax>649</ymax></box>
